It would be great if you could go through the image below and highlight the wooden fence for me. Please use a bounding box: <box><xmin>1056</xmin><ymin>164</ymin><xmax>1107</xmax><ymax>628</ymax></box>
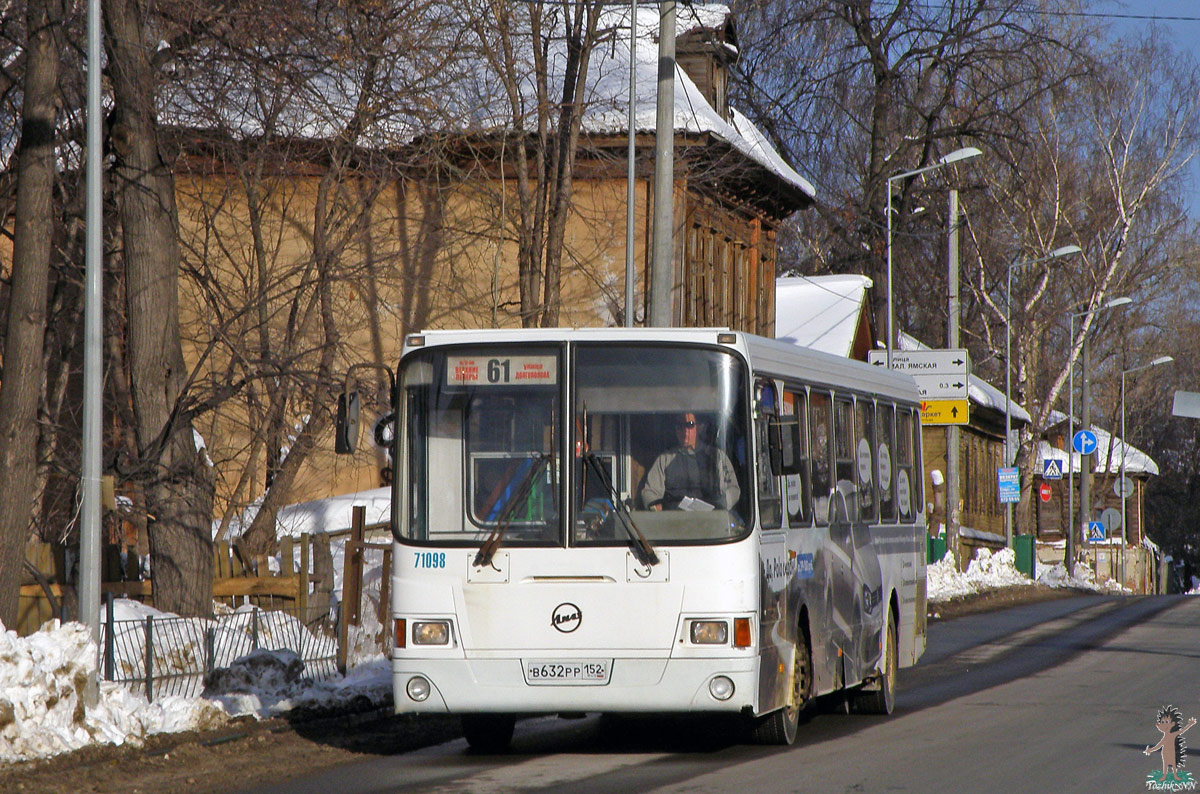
<box><xmin>18</xmin><ymin>512</ymin><xmax>392</xmax><ymax>643</ymax></box>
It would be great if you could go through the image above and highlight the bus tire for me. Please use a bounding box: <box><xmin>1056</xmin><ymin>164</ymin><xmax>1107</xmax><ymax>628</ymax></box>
<box><xmin>461</xmin><ymin>714</ymin><xmax>516</xmax><ymax>752</ymax></box>
<box><xmin>750</xmin><ymin>627</ymin><xmax>813</xmax><ymax>745</ymax></box>
<box><xmin>852</xmin><ymin>611</ymin><xmax>897</xmax><ymax>715</ymax></box>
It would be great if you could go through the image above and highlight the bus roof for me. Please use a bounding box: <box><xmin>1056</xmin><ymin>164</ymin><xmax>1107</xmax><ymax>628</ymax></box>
<box><xmin>402</xmin><ymin>328</ymin><xmax>921</xmax><ymax>404</ymax></box>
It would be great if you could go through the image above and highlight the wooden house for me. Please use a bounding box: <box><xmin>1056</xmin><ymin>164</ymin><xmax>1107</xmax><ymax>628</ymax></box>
<box><xmin>168</xmin><ymin>6</ymin><xmax>815</xmax><ymax>513</ymax></box>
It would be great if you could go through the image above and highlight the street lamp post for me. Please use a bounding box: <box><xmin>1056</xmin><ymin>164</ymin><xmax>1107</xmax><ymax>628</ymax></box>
<box><xmin>1004</xmin><ymin>245</ymin><xmax>1081</xmax><ymax>546</ymax></box>
<box><xmin>1120</xmin><ymin>355</ymin><xmax>1173</xmax><ymax>587</ymax></box>
<box><xmin>1066</xmin><ymin>296</ymin><xmax>1132</xmax><ymax>575</ymax></box>
<box><xmin>886</xmin><ymin>146</ymin><xmax>982</xmax><ymax>366</ymax></box>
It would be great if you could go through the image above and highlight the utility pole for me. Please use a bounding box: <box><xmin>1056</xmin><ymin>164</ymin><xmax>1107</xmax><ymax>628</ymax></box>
<box><xmin>648</xmin><ymin>1</ymin><xmax>675</xmax><ymax>327</ymax></box>
<box><xmin>1079</xmin><ymin>337</ymin><xmax>1092</xmax><ymax>557</ymax></box>
<box><xmin>624</xmin><ymin>0</ymin><xmax>637</xmax><ymax>327</ymax></box>
<box><xmin>81</xmin><ymin>0</ymin><xmax>103</xmax><ymax>701</ymax></box>
<box><xmin>946</xmin><ymin>189</ymin><xmax>961</xmax><ymax>566</ymax></box>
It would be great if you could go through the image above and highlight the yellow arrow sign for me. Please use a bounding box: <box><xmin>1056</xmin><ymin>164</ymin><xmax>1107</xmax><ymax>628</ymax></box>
<box><xmin>920</xmin><ymin>399</ymin><xmax>970</xmax><ymax>425</ymax></box>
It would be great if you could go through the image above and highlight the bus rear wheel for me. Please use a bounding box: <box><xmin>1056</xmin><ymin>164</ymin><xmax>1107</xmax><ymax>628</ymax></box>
<box><xmin>751</xmin><ymin>628</ymin><xmax>813</xmax><ymax>745</ymax></box>
<box><xmin>852</xmin><ymin>612</ymin><xmax>897</xmax><ymax>715</ymax></box>
<box><xmin>461</xmin><ymin>714</ymin><xmax>516</xmax><ymax>752</ymax></box>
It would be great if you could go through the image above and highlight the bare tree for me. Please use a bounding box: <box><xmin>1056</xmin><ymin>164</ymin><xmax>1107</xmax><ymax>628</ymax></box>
<box><xmin>163</xmin><ymin>0</ymin><xmax>466</xmax><ymax>554</ymax></box>
<box><xmin>732</xmin><ymin>0</ymin><xmax>1086</xmax><ymax>342</ymax></box>
<box><xmin>460</xmin><ymin>0</ymin><xmax>608</xmax><ymax>327</ymax></box>
<box><xmin>0</xmin><ymin>0</ymin><xmax>61</xmax><ymax>628</ymax></box>
<box><xmin>105</xmin><ymin>0</ymin><xmax>216</xmax><ymax>616</ymax></box>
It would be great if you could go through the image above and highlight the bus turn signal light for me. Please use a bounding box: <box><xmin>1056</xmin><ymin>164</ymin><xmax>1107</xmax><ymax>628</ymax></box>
<box><xmin>394</xmin><ymin>618</ymin><xmax>406</xmax><ymax>649</ymax></box>
<box><xmin>733</xmin><ymin>618</ymin><xmax>752</xmax><ymax>648</ymax></box>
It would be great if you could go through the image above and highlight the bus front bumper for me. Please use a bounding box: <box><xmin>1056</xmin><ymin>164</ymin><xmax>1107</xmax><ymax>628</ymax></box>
<box><xmin>392</xmin><ymin>655</ymin><xmax>759</xmax><ymax>715</ymax></box>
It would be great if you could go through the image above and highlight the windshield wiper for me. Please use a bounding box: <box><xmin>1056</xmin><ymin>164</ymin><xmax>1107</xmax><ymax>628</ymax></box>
<box><xmin>583</xmin><ymin>451</ymin><xmax>659</xmax><ymax>568</ymax></box>
<box><xmin>473</xmin><ymin>454</ymin><xmax>550</xmax><ymax>569</ymax></box>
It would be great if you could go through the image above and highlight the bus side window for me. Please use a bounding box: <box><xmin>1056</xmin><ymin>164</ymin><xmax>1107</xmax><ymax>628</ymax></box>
<box><xmin>782</xmin><ymin>388</ymin><xmax>811</xmax><ymax>526</ymax></box>
<box><xmin>810</xmin><ymin>391</ymin><xmax>832</xmax><ymax>525</ymax></box>
<box><xmin>833</xmin><ymin>397</ymin><xmax>855</xmax><ymax>513</ymax></box>
<box><xmin>877</xmin><ymin>403</ymin><xmax>897</xmax><ymax>522</ymax></box>
<box><xmin>896</xmin><ymin>408</ymin><xmax>917</xmax><ymax>522</ymax></box>
<box><xmin>854</xmin><ymin>398</ymin><xmax>877</xmax><ymax>522</ymax></box>
<box><xmin>755</xmin><ymin>380</ymin><xmax>783</xmax><ymax>530</ymax></box>
<box><xmin>910</xmin><ymin>406</ymin><xmax>925</xmax><ymax>512</ymax></box>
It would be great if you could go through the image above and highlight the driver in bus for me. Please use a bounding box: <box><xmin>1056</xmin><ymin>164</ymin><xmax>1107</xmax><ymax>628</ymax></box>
<box><xmin>641</xmin><ymin>412</ymin><xmax>740</xmax><ymax>511</ymax></box>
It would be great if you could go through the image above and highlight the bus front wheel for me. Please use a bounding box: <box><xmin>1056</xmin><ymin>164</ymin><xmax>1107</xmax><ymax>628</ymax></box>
<box><xmin>462</xmin><ymin>714</ymin><xmax>516</xmax><ymax>752</ymax></box>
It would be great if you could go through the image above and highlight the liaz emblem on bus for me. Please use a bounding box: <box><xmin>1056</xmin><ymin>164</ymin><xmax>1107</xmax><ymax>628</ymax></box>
<box><xmin>447</xmin><ymin>355</ymin><xmax>558</xmax><ymax>386</ymax></box>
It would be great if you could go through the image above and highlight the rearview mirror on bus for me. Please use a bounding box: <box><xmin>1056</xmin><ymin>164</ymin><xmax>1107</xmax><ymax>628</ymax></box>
<box><xmin>335</xmin><ymin>391</ymin><xmax>361</xmax><ymax>454</ymax></box>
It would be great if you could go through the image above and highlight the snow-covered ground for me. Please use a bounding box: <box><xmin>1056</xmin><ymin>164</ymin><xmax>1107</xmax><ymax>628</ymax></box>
<box><xmin>0</xmin><ymin>544</ymin><xmax>1172</xmax><ymax>764</ymax></box>
<box><xmin>926</xmin><ymin>546</ymin><xmax>1129</xmax><ymax>603</ymax></box>
<box><xmin>0</xmin><ymin>599</ymin><xmax>392</xmax><ymax>763</ymax></box>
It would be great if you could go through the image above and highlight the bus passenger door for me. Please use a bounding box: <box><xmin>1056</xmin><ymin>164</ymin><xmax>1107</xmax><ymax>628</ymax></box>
<box><xmin>825</xmin><ymin>396</ymin><xmax>858</xmax><ymax>684</ymax></box>
<box><xmin>850</xmin><ymin>398</ymin><xmax>885</xmax><ymax>683</ymax></box>
<box><xmin>754</xmin><ymin>380</ymin><xmax>789</xmax><ymax>714</ymax></box>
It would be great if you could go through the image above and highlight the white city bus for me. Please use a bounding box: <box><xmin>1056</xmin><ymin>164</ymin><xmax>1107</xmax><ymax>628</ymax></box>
<box><xmin>338</xmin><ymin>327</ymin><xmax>927</xmax><ymax>749</ymax></box>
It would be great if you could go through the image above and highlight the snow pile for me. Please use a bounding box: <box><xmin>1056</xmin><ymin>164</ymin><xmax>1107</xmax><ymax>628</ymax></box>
<box><xmin>927</xmin><ymin>547</ymin><xmax>1032</xmax><ymax>602</ymax></box>
<box><xmin>201</xmin><ymin>649</ymin><xmax>390</xmax><ymax>721</ymax></box>
<box><xmin>927</xmin><ymin>545</ymin><xmax>1135</xmax><ymax>602</ymax></box>
<box><xmin>0</xmin><ymin>605</ymin><xmax>391</xmax><ymax>763</ymax></box>
<box><xmin>105</xmin><ymin>600</ymin><xmax>338</xmax><ymax>688</ymax></box>
<box><xmin>1036</xmin><ymin>559</ymin><xmax>1129</xmax><ymax>594</ymax></box>
<box><xmin>0</xmin><ymin>620</ymin><xmax>227</xmax><ymax>762</ymax></box>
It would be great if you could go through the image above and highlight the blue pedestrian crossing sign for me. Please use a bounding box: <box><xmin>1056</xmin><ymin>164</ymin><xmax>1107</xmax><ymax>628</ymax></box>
<box><xmin>1087</xmin><ymin>521</ymin><xmax>1106</xmax><ymax>541</ymax></box>
<box><xmin>1042</xmin><ymin>459</ymin><xmax>1063</xmax><ymax>480</ymax></box>
<box><xmin>1072</xmin><ymin>429</ymin><xmax>1098</xmax><ymax>455</ymax></box>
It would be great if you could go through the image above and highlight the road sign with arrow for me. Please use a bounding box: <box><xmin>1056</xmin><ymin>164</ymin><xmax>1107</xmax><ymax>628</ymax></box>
<box><xmin>1072</xmin><ymin>429</ymin><xmax>1098</xmax><ymax>455</ymax></box>
<box><xmin>869</xmin><ymin>349</ymin><xmax>971</xmax><ymax>409</ymax></box>
<box><xmin>920</xmin><ymin>399</ymin><xmax>969</xmax><ymax>426</ymax></box>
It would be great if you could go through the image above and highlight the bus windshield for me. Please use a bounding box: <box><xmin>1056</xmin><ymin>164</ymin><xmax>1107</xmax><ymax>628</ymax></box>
<box><xmin>400</xmin><ymin>346</ymin><xmax>562</xmax><ymax>546</ymax></box>
<box><xmin>573</xmin><ymin>344</ymin><xmax>751</xmax><ymax>544</ymax></box>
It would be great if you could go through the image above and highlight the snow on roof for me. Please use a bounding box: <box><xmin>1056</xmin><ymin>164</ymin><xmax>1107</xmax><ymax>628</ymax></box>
<box><xmin>161</xmin><ymin>4</ymin><xmax>814</xmax><ymax>202</ymax></box>
<box><xmin>774</xmin><ymin>274</ymin><xmax>871</xmax><ymax>356</ymax></box>
<box><xmin>1037</xmin><ymin>410</ymin><xmax>1159</xmax><ymax>476</ymax></box>
<box><xmin>898</xmin><ymin>332</ymin><xmax>1031</xmax><ymax>422</ymax></box>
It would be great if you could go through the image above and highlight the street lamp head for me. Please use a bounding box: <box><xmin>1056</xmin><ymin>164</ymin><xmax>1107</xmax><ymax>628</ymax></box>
<box><xmin>1049</xmin><ymin>244</ymin><xmax>1082</xmax><ymax>259</ymax></box>
<box><xmin>1152</xmin><ymin>355</ymin><xmax>1174</xmax><ymax>367</ymax></box>
<box><xmin>938</xmin><ymin>146</ymin><xmax>983</xmax><ymax>166</ymax></box>
<box><xmin>1105</xmin><ymin>296</ymin><xmax>1132</xmax><ymax>309</ymax></box>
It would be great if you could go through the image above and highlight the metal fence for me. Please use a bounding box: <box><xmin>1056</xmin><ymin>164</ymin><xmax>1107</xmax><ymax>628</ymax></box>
<box><xmin>99</xmin><ymin>595</ymin><xmax>339</xmax><ymax>701</ymax></box>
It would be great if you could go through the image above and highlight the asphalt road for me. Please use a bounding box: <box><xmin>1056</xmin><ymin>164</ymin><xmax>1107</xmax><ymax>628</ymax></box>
<box><xmin>239</xmin><ymin>594</ymin><xmax>1198</xmax><ymax>794</ymax></box>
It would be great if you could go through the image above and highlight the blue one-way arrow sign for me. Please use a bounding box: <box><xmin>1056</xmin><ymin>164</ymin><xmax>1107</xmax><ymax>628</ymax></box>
<box><xmin>1072</xmin><ymin>429</ymin><xmax>1098</xmax><ymax>455</ymax></box>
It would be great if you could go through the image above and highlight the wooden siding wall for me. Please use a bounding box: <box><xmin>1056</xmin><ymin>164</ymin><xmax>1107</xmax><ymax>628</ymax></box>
<box><xmin>682</xmin><ymin>201</ymin><xmax>775</xmax><ymax>336</ymax></box>
<box><xmin>922</xmin><ymin>425</ymin><xmax>1004</xmax><ymax>537</ymax></box>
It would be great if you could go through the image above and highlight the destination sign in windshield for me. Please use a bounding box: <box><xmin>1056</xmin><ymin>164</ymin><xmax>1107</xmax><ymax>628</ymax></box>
<box><xmin>448</xmin><ymin>355</ymin><xmax>558</xmax><ymax>386</ymax></box>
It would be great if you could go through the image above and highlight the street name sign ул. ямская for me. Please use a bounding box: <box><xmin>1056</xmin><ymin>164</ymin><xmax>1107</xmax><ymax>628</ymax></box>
<box><xmin>868</xmin><ymin>349</ymin><xmax>970</xmax><ymax>425</ymax></box>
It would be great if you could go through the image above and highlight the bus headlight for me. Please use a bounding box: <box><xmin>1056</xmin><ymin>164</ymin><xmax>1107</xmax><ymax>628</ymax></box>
<box><xmin>412</xmin><ymin>621</ymin><xmax>451</xmax><ymax>645</ymax></box>
<box><xmin>406</xmin><ymin>676</ymin><xmax>431</xmax><ymax>702</ymax></box>
<box><xmin>689</xmin><ymin>620</ymin><xmax>729</xmax><ymax>645</ymax></box>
